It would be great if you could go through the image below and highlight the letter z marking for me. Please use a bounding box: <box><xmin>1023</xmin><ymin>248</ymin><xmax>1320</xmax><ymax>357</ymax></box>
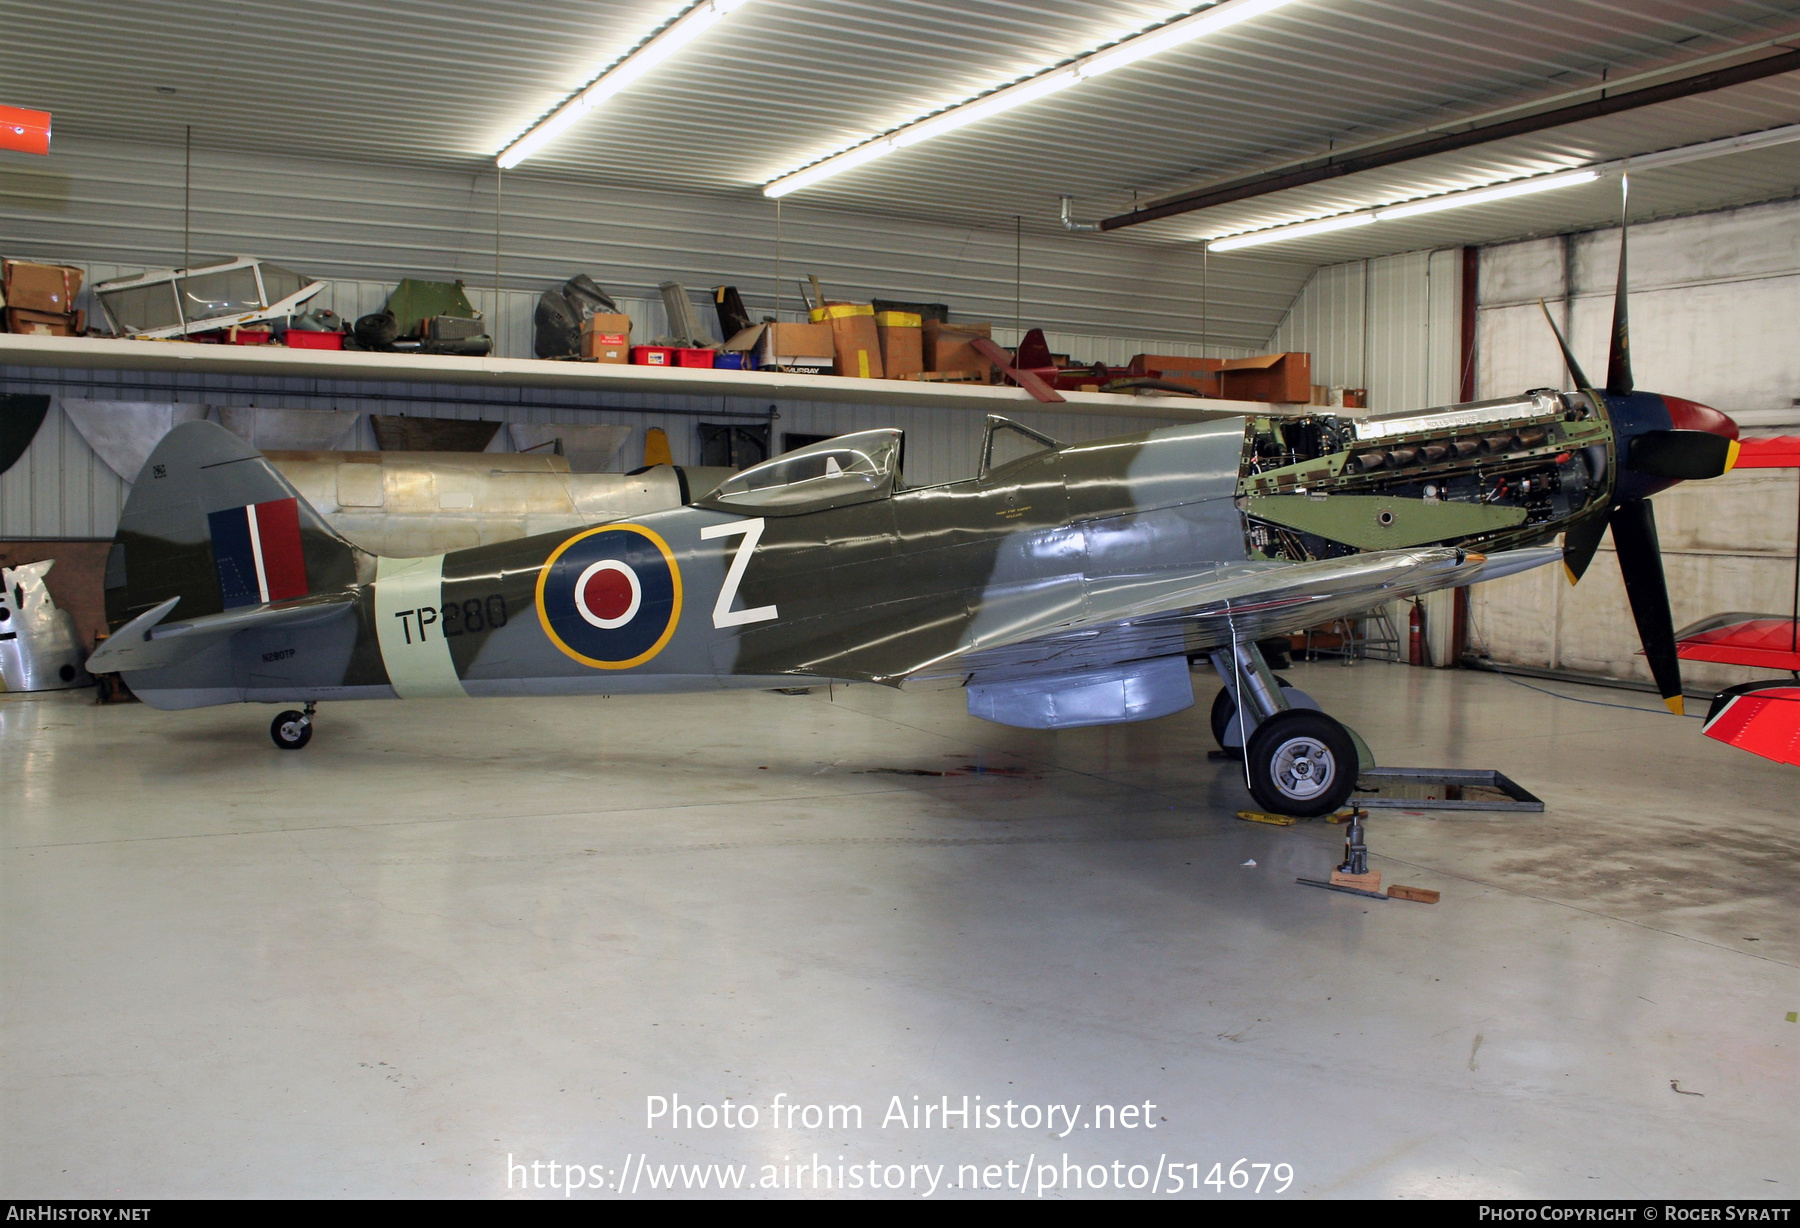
<box><xmin>700</xmin><ymin>518</ymin><xmax>778</xmax><ymax>629</ymax></box>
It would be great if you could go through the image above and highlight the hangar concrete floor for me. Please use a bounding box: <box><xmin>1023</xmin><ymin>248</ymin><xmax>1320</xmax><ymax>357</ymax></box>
<box><xmin>2</xmin><ymin>661</ymin><xmax>1794</xmax><ymax>1199</ymax></box>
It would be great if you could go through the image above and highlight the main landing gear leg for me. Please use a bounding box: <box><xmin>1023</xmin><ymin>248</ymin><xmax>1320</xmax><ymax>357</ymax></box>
<box><xmin>271</xmin><ymin>702</ymin><xmax>316</xmax><ymax>751</ymax></box>
<box><xmin>1210</xmin><ymin>641</ymin><xmax>1359</xmax><ymax>818</ymax></box>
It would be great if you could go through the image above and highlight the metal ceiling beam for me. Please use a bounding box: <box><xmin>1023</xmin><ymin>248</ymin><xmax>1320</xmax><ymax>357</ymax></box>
<box><xmin>1099</xmin><ymin>46</ymin><xmax>1800</xmax><ymax>232</ymax></box>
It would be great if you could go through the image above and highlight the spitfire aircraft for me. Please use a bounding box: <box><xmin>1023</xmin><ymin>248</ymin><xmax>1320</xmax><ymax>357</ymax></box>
<box><xmin>89</xmin><ymin>206</ymin><xmax>1742</xmax><ymax>817</ymax></box>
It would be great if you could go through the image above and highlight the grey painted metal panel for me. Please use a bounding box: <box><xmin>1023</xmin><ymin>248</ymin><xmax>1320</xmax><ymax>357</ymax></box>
<box><xmin>1268</xmin><ymin>247</ymin><xmax>1463</xmax><ymax>415</ymax></box>
<box><xmin>0</xmin><ymin>398</ymin><xmax>129</xmax><ymax>539</ymax></box>
<box><xmin>1364</xmin><ymin>250</ymin><xmax>1433</xmax><ymax>415</ymax></box>
<box><xmin>1426</xmin><ymin>248</ymin><xmax>1464</xmax><ymax>410</ymax></box>
<box><xmin>1269</xmin><ymin>260</ymin><xmax>1366</xmax><ymax>393</ymax></box>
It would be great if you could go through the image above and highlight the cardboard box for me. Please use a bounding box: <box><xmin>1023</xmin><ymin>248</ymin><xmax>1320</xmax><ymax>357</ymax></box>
<box><xmin>874</xmin><ymin>310</ymin><xmax>923</xmax><ymax>379</ymax></box>
<box><xmin>4</xmin><ymin>307</ymin><xmax>81</xmax><ymax>336</ymax></box>
<box><xmin>729</xmin><ymin>322</ymin><xmax>834</xmax><ymax>374</ymax></box>
<box><xmin>1128</xmin><ymin>353</ymin><xmax>1222</xmax><ymax>395</ymax></box>
<box><xmin>1218</xmin><ymin>352</ymin><xmax>1312</xmax><ymax>403</ymax></box>
<box><xmin>872</xmin><ymin>298</ymin><xmax>948</xmax><ymax>324</ymax></box>
<box><xmin>923</xmin><ymin>320</ymin><xmax>994</xmax><ymax>378</ymax></box>
<box><xmin>580</xmin><ymin>312</ymin><xmax>632</xmax><ymax>363</ymax></box>
<box><xmin>2</xmin><ymin>260</ymin><xmax>83</xmax><ymax>314</ymax></box>
<box><xmin>809</xmin><ymin>303</ymin><xmax>884</xmax><ymax>379</ymax></box>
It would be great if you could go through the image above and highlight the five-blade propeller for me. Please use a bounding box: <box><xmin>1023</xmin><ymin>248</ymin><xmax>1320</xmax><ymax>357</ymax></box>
<box><xmin>1537</xmin><ymin>173</ymin><xmax>1741</xmax><ymax>715</ymax></box>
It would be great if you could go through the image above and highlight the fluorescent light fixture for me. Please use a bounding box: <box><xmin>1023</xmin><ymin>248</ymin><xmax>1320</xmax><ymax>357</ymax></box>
<box><xmin>763</xmin><ymin>0</ymin><xmax>1298</xmax><ymax>197</ymax></box>
<box><xmin>1375</xmin><ymin>168</ymin><xmax>1600</xmax><ymax>220</ymax></box>
<box><xmin>1078</xmin><ymin>0</ymin><xmax>1295</xmax><ymax>77</ymax></box>
<box><xmin>1208</xmin><ymin>212</ymin><xmax>1377</xmax><ymax>251</ymax></box>
<box><xmin>764</xmin><ymin>140</ymin><xmax>896</xmax><ymax>198</ymax></box>
<box><xmin>497</xmin><ymin>0</ymin><xmax>751</xmax><ymax>169</ymax></box>
<box><xmin>1206</xmin><ymin>166</ymin><xmax>1605</xmax><ymax>250</ymax></box>
<box><xmin>889</xmin><ymin>69</ymin><xmax>1081</xmax><ymax>149</ymax></box>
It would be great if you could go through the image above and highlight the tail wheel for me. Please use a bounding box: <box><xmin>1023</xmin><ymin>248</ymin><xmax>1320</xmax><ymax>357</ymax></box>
<box><xmin>1209</xmin><ymin>674</ymin><xmax>1293</xmax><ymax>749</ymax></box>
<box><xmin>271</xmin><ymin>710</ymin><xmax>313</xmax><ymax>750</ymax></box>
<box><xmin>1245</xmin><ymin>709</ymin><xmax>1356</xmax><ymax>817</ymax></box>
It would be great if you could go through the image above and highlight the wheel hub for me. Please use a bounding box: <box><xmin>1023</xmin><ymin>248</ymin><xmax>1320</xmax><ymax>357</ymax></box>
<box><xmin>1270</xmin><ymin>735</ymin><xmax>1335</xmax><ymax>801</ymax></box>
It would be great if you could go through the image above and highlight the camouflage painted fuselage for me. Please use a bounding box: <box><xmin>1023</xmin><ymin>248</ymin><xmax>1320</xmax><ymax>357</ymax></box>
<box><xmin>99</xmin><ymin>393</ymin><xmax>1608</xmax><ymax>714</ymax></box>
<box><xmin>105</xmin><ymin>418</ymin><xmax>1249</xmax><ymax>708</ymax></box>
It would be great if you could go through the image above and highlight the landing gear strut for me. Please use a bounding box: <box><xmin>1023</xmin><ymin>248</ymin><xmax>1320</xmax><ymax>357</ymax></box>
<box><xmin>1210</xmin><ymin>642</ymin><xmax>1361</xmax><ymax>818</ymax></box>
<box><xmin>271</xmin><ymin>702</ymin><xmax>316</xmax><ymax>750</ymax></box>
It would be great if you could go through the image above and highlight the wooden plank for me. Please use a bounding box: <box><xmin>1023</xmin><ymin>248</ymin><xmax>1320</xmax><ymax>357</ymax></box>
<box><xmin>1388</xmin><ymin>884</ymin><xmax>1441</xmax><ymax>904</ymax></box>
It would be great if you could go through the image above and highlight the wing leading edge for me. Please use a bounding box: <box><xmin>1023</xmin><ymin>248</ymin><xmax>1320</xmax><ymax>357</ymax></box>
<box><xmin>922</xmin><ymin>545</ymin><xmax>1561</xmax><ymax>684</ymax></box>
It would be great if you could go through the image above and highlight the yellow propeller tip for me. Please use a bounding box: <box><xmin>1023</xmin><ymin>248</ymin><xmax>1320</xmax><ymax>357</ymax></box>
<box><xmin>1563</xmin><ymin>563</ymin><xmax>1580</xmax><ymax>586</ymax></box>
<box><xmin>1664</xmin><ymin>695</ymin><xmax>1685</xmax><ymax>716</ymax></box>
<box><xmin>1723</xmin><ymin>438</ymin><xmax>1741</xmax><ymax>473</ymax></box>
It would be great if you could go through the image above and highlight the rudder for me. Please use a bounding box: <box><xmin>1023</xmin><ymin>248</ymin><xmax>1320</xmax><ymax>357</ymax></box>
<box><xmin>105</xmin><ymin>419</ymin><xmax>367</xmax><ymax>630</ymax></box>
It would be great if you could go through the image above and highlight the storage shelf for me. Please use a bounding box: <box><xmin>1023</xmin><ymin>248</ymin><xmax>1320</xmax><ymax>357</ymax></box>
<box><xmin>0</xmin><ymin>334</ymin><xmax>1281</xmax><ymax>420</ymax></box>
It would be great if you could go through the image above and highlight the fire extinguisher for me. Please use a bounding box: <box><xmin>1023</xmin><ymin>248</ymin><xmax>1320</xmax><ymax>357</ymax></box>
<box><xmin>1408</xmin><ymin>601</ymin><xmax>1424</xmax><ymax>666</ymax></box>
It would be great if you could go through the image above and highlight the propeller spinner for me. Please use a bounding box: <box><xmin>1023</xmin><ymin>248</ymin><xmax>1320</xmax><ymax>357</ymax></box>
<box><xmin>1539</xmin><ymin>174</ymin><xmax>1741</xmax><ymax>715</ymax></box>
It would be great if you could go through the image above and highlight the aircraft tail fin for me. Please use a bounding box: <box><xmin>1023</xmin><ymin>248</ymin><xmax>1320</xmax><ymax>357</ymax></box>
<box><xmin>103</xmin><ymin>419</ymin><xmax>369</xmax><ymax>632</ymax></box>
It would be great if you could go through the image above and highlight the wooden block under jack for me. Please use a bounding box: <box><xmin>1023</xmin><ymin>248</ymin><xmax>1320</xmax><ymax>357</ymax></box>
<box><xmin>1330</xmin><ymin>868</ymin><xmax>1382</xmax><ymax>892</ymax></box>
<box><xmin>1324</xmin><ymin>811</ymin><xmax>1355</xmax><ymax>824</ymax></box>
<box><xmin>1387</xmin><ymin>885</ymin><xmax>1440</xmax><ymax>904</ymax></box>
<box><xmin>1236</xmin><ymin>810</ymin><xmax>1300</xmax><ymax>826</ymax></box>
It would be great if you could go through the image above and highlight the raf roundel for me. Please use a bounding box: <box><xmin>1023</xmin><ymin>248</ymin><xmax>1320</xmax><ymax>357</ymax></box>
<box><xmin>536</xmin><ymin>524</ymin><xmax>682</xmax><ymax>669</ymax></box>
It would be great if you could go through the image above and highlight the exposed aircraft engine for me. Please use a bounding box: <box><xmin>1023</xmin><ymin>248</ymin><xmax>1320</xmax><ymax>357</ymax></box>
<box><xmin>1238</xmin><ymin>390</ymin><xmax>1611</xmax><ymax>561</ymax></box>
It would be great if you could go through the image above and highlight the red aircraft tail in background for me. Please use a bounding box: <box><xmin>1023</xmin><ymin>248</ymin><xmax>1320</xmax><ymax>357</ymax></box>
<box><xmin>1732</xmin><ymin>435</ymin><xmax>1800</xmax><ymax>469</ymax></box>
<box><xmin>1680</xmin><ymin>432</ymin><xmax>1800</xmax><ymax>764</ymax></box>
<box><xmin>1703</xmin><ymin>682</ymin><xmax>1800</xmax><ymax>766</ymax></box>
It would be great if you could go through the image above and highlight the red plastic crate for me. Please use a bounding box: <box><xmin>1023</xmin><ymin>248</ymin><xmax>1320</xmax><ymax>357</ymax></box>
<box><xmin>674</xmin><ymin>347</ymin><xmax>716</xmax><ymax>368</ymax></box>
<box><xmin>285</xmin><ymin>330</ymin><xmax>345</xmax><ymax>351</ymax></box>
<box><xmin>631</xmin><ymin>346</ymin><xmax>675</xmax><ymax>366</ymax></box>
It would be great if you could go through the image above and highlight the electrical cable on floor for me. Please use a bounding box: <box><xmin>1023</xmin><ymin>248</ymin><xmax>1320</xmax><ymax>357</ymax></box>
<box><xmin>1463</xmin><ymin>604</ymin><xmax>1706</xmax><ymax>719</ymax></box>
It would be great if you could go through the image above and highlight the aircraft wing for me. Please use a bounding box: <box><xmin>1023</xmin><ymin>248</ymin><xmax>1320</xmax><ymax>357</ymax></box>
<box><xmin>87</xmin><ymin>592</ymin><xmax>358</xmax><ymax>674</ymax></box>
<box><xmin>1703</xmin><ymin>680</ymin><xmax>1800</xmax><ymax>767</ymax></box>
<box><xmin>913</xmin><ymin>545</ymin><xmax>1561</xmax><ymax>682</ymax></box>
<box><xmin>1673</xmin><ymin>613</ymin><xmax>1800</xmax><ymax>672</ymax></box>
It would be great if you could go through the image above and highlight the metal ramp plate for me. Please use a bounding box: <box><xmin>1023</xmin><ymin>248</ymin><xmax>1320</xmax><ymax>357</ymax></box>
<box><xmin>1351</xmin><ymin>766</ymin><xmax>1543</xmax><ymax>812</ymax></box>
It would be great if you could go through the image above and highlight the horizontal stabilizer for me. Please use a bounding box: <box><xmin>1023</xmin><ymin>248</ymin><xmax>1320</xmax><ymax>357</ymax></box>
<box><xmin>87</xmin><ymin>593</ymin><xmax>356</xmax><ymax>674</ymax></box>
<box><xmin>1674</xmin><ymin>612</ymin><xmax>1800</xmax><ymax>672</ymax></box>
<box><xmin>1703</xmin><ymin>680</ymin><xmax>1800</xmax><ymax>766</ymax></box>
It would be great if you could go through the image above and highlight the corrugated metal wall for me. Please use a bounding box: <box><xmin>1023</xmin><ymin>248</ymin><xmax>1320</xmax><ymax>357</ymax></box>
<box><xmin>1268</xmin><ymin>260</ymin><xmax>1365</xmax><ymax>393</ymax></box>
<box><xmin>1265</xmin><ymin>247</ymin><xmax>1464</xmax><ymax>414</ymax></box>
<box><xmin>0</xmin><ymin>135</ymin><xmax>1313</xmax><ymax>350</ymax></box>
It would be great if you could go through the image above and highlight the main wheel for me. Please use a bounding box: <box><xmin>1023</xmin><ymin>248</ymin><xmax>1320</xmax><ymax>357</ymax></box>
<box><xmin>1244</xmin><ymin>708</ymin><xmax>1356</xmax><ymax>817</ymax></box>
<box><xmin>270</xmin><ymin>710</ymin><xmax>313</xmax><ymax>750</ymax></box>
<box><xmin>1209</xmin><ymin>674</ymin><xmax>1293</xmax><ymax>749</ymax></box>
